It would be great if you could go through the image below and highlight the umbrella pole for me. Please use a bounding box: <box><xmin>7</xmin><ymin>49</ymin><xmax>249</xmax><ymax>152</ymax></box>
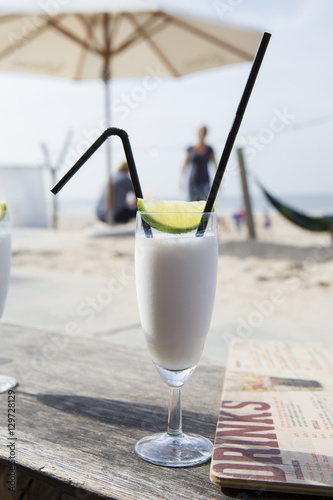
<box><xmin>104</xmin><ymin>77</ymin><xmax>114</xmax><ymax>225</ymax></box>
<box><xmin>103</xmin><ymin>12</ymin><xmax>114</xmax><ymax>225</ymax></box>
<box><xmin>104</xmin><ymin>77</ymin><xmax>111</xmax><ymax>177</ymax></box>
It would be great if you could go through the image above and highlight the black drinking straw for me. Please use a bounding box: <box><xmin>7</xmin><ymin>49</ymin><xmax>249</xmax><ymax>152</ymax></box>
<box><xmin>196</xmin><ymin>31</ymin><xmax>272</xmax><ymax>236</ymax></box>
<box><xmin>51</xmin><ymin>127</ymin><xmax>152</xmax><ymax>236</ymax></box>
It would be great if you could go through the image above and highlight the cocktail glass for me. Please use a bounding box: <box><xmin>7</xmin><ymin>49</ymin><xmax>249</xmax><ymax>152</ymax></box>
<box><xmin>0</xmin><ymin>211</ymin><xmax>16</xmax><ymax>393</ymax></box>
<box><xmin>135</xmin><ymin>211</ymin><xmax>218</xmax><ymax>467</ymax></box>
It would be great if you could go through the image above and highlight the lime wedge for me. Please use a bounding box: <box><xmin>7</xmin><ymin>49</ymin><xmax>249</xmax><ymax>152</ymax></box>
<box><xmin>0</xmin><ymin>202</ymin><xmax>7</xmax><ymax>222</ymax></box>
<box><xmin>137</xmin><ymin>199</ymin><xmax>207</xmax><ymax>234</ymax></box>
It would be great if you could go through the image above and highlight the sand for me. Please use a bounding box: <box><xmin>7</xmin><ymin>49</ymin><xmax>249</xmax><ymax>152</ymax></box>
<box><xmin>4</xmin><ymin>213</ymin><xmax>333</xmax><ymax>365</ymax></box>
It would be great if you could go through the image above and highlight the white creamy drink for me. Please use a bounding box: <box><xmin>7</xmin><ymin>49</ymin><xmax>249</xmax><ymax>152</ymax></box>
<box><xmin>136</xmin><ymin>232</ymin><xmax>218</xmax><ymax>371</ymax></box>
<box><xmin>0</xmin><ymin>231</ymin><xmax>11</xmax><ymax>317</ymax></box>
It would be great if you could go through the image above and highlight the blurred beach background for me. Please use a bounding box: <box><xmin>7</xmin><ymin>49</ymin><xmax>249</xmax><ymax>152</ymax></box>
<box><xmin>1</xmin><ymin>0</ymin><xmax>332</xmax><ymax>219</ymax></box>
<box><xmin>0</xmin><ymin>0</ymin><xmax>332</xmax><ymax>365</ymax></box>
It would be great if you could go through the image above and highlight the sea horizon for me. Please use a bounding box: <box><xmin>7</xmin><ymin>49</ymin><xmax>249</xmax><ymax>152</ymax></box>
<box><xmin>56</xmin><ymin>192</ymin><xmax>333</xmax><ymax>217</ymax></box>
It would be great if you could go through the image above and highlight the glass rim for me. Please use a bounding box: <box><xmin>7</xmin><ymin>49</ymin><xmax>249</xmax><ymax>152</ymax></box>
<box><xmin>136</xmin><ymin>211</ymin><xmax>216</xmax><ymax>216</ymax></box>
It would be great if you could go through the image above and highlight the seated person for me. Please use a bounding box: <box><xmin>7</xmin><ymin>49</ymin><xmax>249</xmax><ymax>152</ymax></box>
<box><xmin>96</xmin><ymin>161</ymin><xmax>137</xmax><ymax>224</ymax></box>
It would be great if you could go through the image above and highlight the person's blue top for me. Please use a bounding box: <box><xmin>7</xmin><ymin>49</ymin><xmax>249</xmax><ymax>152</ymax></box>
<box><xmin>96</xmin><ymin>171</ymin><xmax>133</xmax><ymax>219</ymax></box>
<box><xmin>186</xmin><ymin>145</ymin><xmax>214</xmax><ymax>185</ymax></box>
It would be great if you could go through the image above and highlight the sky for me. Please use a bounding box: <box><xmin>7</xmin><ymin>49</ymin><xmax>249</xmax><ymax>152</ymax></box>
<box><xmin>0</xmin><ymin>0</ymin><xmax>333</xmax><ymax>212</ymax></box>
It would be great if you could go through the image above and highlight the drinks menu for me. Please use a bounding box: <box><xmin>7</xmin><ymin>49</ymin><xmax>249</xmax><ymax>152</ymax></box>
<box><xmin>210</xmin><ymin>339</ymin><xmax>333</xmax><ymax>496</ymax></box>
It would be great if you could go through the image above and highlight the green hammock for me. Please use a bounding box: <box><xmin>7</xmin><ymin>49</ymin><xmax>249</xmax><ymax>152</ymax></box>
<box><xmin>259</xmin><ymin>185</ymin><xmax>333</xmax><ymax>232</ymax></box>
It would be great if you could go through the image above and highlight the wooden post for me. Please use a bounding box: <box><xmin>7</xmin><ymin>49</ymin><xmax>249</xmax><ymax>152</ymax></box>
<box><xmin>237</xmin><ymin>147</ymin><xmax>256</xmax><ymax>239</ymax></box>
<box><xmin>51</xmin><ymin>167</ymin><xmax>58</xmax><ymax>229</ymax></box>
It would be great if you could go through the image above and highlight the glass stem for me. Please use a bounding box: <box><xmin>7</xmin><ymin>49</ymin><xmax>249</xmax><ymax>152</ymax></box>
<box><xmin>167</xmin><ymin>387</ymin><xmax>182</xmax><ymax>436</ymax></box>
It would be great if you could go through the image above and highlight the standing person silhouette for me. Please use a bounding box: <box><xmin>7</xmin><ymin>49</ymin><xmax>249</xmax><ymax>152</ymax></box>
<box><xmin>180</xmin><ymin>126</ymin><xmax>217</xmax><ymax>201</ymax></box>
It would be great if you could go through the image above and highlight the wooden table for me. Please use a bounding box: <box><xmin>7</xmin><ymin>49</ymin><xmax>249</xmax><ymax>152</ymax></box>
<box><xmin>0</xmin><ymin>323</ymin><xmax>223</xmax><ymax>500</ymax></box>
<box><xmin>0</xmin><ymin>324</ymin><xmax>325</xmax><ymax>500</ymax></box>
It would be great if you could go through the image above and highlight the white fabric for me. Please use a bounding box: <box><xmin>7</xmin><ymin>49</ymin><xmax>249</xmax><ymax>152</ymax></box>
<box><xmin>0</xmin><ymin>166</ymin><xmax>48</xmax><ymax>227</ymax></box>
<box><xmin>0</xmin><ymin>11</ymin><xmax>261</xmax><ymax>79</ymax></box>
<box><xmin>0</xmin><ymin>0</ymin><xmax>159</xmax><ymax>15</ymax></box>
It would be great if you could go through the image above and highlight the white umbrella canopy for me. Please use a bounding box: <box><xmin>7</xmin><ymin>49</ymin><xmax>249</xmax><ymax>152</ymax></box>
<box><xmin>0</xmin><ymin>7</ymin><xmax>261</xmax><ymax>79</ymax></box>
<box><xmin>0</xmin><ymin>1</ymin><xmax>261</xmax><ymax>180</ymax></box>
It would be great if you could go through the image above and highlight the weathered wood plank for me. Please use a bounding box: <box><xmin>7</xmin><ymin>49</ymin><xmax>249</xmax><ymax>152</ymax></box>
<box><xmin>0</xmin><ymin>462</ymin><xmax>112</xmax><ymax>499</ymax></box>
<box><xmin>0</xmin><ymin>323</ymin><xmax>226</xmax><ymax>500</ymax></box>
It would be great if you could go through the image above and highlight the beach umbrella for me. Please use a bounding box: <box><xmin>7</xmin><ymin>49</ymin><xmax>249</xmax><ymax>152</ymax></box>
<box><xmin>0</xmin><ymin>1</ymin><xmax>261</xmax><ymax>180</ymax></box>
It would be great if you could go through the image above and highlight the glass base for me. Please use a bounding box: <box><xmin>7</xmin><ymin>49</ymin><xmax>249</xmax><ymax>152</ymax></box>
<box><xmin>135</xmin><ymin>432</ymin><xmax>212</xmax><ymax>467</ymax></box>
<box><xmin>0</xmin><ymin>375</ymin><xmax>17</xmax><ymax>394</ymax></box>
